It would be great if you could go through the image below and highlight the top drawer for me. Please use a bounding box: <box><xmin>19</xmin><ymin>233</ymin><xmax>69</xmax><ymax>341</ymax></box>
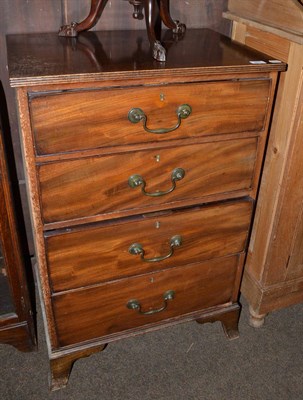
<box><xmin>29</xmin><ymin>79</ymin><xmax>271</xmax><ymax>155</ymax></box>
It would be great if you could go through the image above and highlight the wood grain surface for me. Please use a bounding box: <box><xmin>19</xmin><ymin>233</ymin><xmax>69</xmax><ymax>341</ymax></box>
<box><xmin>38</xmin><ymin>138</ymin><xmax>257</xmax><ymax>225</ymax></box>
<box><xmin>228</xmin><ymin>0</ymin><xmax>303</xmax><ymax>36</ymax></box>
<box><xmin>30</xmin><ymin>79</ymin><xmax>270</xmax><ymax>155</ymax></box>
<box><xmin>46</xmin><ymin>200</ymin><xmax>252</xmax><ymax>291</ymax></box>
<box><xmin>52</xmin><ymin>254</ymin><xmax>240</xmax><ymax>347</ymax></box>
<box><xmin>226</xmin><ymin>6</ymin><xmax>303</xmax><ymax>321</ymax></box>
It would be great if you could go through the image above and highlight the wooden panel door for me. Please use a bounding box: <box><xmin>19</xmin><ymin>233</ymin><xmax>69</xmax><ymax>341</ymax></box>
<box><xmin>0</xmin><ymin>103</ymin><xmax>36</xmax><ymax>352</ymax></box>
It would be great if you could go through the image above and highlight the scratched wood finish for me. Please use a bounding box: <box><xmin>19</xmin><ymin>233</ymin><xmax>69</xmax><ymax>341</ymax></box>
<box><xmin>46</xmin><ymin>200</ymin><xmax>252</xmax><ymax>292</ymax></box>
<box><xmin>38</xmin><ymin>138</ymin><xmax>257</xmax><ymax>226</ymax></box>
<box><xmin>52</xmin><ymin>254</ymin><xmax>240</xmax><ymax>347</ymax></box>
<box><xmin>30</xmin><ymin>79</ymin><xmax>270</xmax><ymax>155</ymax></box>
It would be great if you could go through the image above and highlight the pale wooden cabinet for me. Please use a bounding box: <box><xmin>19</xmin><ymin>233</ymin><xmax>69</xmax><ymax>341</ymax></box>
<box><xmin>224</xmin><ymin>0</ymin><xmax>303</xmax><ymax>327</ymax></box>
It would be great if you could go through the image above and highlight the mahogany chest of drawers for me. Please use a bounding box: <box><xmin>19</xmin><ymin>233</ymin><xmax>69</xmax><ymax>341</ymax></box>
<box><xmin>6</xmin><ymin>29</ymin><xmax>286</xmax><ymax>390</ymax></box>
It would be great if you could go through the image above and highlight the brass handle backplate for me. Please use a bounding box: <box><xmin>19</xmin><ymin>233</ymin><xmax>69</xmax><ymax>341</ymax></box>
<box><xmin>128</xmin><ymin>168</ymin><xmax>185</xmax><ymax>197</ymax></box>
<box><xmin>127</xmin><ymin>290</ymin><xmax>175</xmax><ymax>315</ymax></box>
<box><xmin>128</xmin><ymin>104</ymin><xmax>192</xmax><ymax>134</ymax></box>
<box><xmin>128</xmin><ymin>235</ymin><xmax>182</xmax><ymax>263</ymax></box>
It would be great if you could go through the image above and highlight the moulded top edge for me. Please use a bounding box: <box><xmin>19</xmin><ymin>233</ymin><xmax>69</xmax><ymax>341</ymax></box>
<box><xmin>7</xmin><ymin>29</ymin><xmax>287</xmax><ymax>88</ymax></box>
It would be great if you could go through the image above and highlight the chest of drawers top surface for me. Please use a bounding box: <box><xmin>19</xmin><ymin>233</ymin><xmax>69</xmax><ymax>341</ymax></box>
<box><xmin>7</xmin><ymin>29</ymin><xmax>285</xmax><ymax>87</ymax></box>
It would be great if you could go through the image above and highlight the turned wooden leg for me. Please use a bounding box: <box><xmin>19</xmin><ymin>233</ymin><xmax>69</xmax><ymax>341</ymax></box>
<box><xmin>159</xmin><ymin>0</ymin><xmax>186</xmax><ymax>33</ymax></box>
<box><xmin>144</xmin><ymin>0</ymin><xmax>167</xmax><ymax>62</ymax></box>
<box><xmin>196</xmin><ymin>304</ymin><xmax>241</xmax><ymax>341</ymax></box>
<box><xmin>248</xmin><ymin>305</ymin><xmax>267</xmax><ymax>328</ymax></box>
<box><xmin>58</xmin><ymin>0</ymin><xmax>109</xmax><ymax>37</ymax></box>
<box><xmin>49</xmin><ymin>345</ymin><xmax>106</xmax><ymax>391</ymax></box>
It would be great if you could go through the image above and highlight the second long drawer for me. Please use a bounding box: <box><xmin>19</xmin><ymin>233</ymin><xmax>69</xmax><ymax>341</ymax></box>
<box><xmin>38</xmin><ymin>138</ymin><xmax>257</xmax><ymax>226</ymax></box>
<box><xmin>45</xmin><ymin>200</ymin><xmax>253</xmax><ymax>292</ymax></box>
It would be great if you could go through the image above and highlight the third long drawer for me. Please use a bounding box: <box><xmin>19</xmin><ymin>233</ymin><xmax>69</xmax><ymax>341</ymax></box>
<box><xmin>45</xmin><ymin>199</ymin><xmax>253</xmax><ymax>292</ymax></box>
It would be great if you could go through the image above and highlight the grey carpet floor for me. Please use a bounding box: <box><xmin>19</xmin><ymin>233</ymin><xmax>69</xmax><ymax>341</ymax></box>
<box><xmin>1</xmin><ymin>297</ymin><xmax>302</xmax><ymax>400</ymax></box>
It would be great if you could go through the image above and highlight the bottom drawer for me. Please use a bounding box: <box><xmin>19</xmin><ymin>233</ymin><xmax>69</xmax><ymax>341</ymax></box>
<box><xmin>52</xmin><ymin>254</ymin><xmax>241</xmax><ymax>348</ymax></box>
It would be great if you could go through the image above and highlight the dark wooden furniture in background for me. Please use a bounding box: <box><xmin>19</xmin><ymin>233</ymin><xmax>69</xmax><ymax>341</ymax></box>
<box><xmin>59</xmin><ymin>0</ymin><xmax>186</xmax><ymax>61</ymax></box>
<box><xmin>224</xmin><ymin>0</ymin><xmax>303</xmax><ymax>327</ymax></box>
<box><xmin>0</xmin><ymin>96</ymin><xmax>36</xmax><ymax>352</ymax></box>
<box><xmin>7</xmin><ymin>28</ymin><xmax>285</xmax><ymax>389</ymax></box>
